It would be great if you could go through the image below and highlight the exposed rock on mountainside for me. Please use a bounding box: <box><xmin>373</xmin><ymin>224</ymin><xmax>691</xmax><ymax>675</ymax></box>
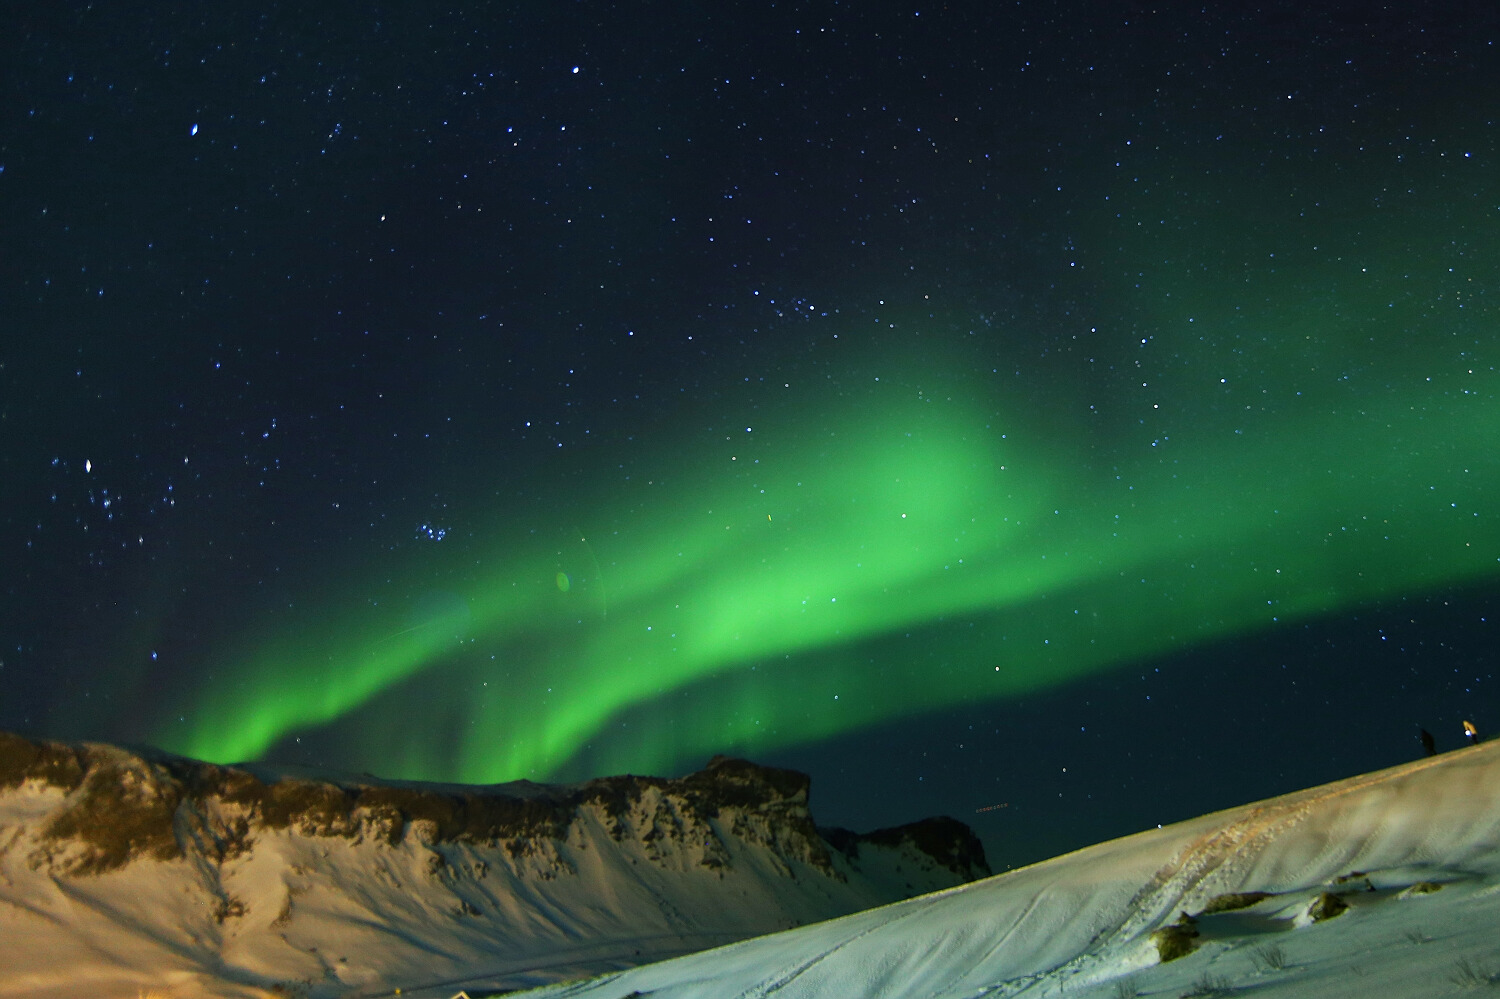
<box><xmin>823</xmin><ymin>815</ymin><xmax>991</xmax><ymax>882</ymax></box>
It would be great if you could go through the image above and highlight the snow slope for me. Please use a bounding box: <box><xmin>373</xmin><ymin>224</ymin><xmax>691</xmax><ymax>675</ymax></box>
<box><xmin>511</xmin><ymin>741</ymin><xmax>1500</xmax><ymax>999</ymax></box>
<box><xmin>0</xmin><ymin>733</ymin><xmax>986</xmax><ymax>999</ymax></box>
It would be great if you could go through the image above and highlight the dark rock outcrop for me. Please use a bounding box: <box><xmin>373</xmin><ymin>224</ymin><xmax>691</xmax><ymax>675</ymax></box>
<box><xmin>0</xmin><ymin>730</ymin><xmax>987</xmax><ymax>885</ymax></box>
<box><xmin>822</xmin><ymin>815</ymin><xmax>991</xmax><ymax>881</ymax></box>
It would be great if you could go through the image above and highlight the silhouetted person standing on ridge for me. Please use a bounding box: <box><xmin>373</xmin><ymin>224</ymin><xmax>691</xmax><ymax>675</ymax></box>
<box><xmin>1419</xmin><ymin>728</ymin><xmax>1436</xmax><ymax>757</ymax></box>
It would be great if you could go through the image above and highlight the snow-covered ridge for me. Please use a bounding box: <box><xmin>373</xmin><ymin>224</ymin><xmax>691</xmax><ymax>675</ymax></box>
<box><xmin>0</xmin><ymin>730</ymin><xmax>988</xmax><ymax>998</ymax></box>
<box><xmin>515</xmin><ymin>740</ymin><xmax>1500</xmax><ymax>999</ymax></box>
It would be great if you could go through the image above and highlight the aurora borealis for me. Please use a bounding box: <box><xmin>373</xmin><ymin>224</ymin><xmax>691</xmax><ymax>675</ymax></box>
<box><xmin>5</xmin><ymin>2</ymin><xmax>1499</xmax><ymax>864</ymax></box>
<box><xmin>170</xmin><ymin>334</ymin><xmax>1500</xmax><ymax>785</ymax></box>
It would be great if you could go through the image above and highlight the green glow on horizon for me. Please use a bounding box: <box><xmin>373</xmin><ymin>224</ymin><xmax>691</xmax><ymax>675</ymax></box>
<box><xmin>159</xmin><ymin>318</ymin><xmax>1500</xmax><ymax>782</ymax></box>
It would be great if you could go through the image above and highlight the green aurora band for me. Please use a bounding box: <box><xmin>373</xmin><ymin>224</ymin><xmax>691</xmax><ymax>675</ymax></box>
<box><xmin>153</xmin><ymin>136</ymin><xmax>1500</xmax><ymax>781</ymax></box>
<box><xmin>158</xmin><ymin>320</ymin><xmax>1500</xmax><ymax>783</ymax></box>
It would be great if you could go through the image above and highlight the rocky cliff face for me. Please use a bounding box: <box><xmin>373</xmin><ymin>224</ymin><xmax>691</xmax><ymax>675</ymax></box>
<box><xmin>0</xmin><ymin>731</ymin><xmax>989</xmax><ymax>998</ymax></box>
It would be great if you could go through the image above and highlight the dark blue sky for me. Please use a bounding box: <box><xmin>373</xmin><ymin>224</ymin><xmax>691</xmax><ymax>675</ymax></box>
<box><xmin>3</xmin><ymin>2</ymin><xmax>1498</xmax><ymax>868</ymax></box>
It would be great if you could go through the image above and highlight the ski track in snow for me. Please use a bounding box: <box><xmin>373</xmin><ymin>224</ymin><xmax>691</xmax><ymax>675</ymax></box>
<box><xmin>732</xmin><ymin>893</ymin><xmax>938</xmax><ymax>998</ymax></box>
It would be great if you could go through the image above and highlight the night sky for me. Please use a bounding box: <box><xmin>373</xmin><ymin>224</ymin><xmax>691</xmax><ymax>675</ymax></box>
<box><xmin>4</xmin><ymin>3</ymin><xmax>1499</xmax><ymax>868</ymax></box>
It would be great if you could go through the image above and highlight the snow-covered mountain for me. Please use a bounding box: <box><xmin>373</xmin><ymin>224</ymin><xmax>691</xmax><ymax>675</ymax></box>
<box><xmin>15</xmin><ymin>730</ymin><xmax>1495</xmax><ymax>999</ymax></box>
<box><xmin>514</xmin><ymin>740</ymin><xmax>1500</xmax><ymax>999</ymax></box>
<box><xmin>0</xmin><ymin>730</ymin><xmax>988</xmax><ymax>998</ymax></box>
